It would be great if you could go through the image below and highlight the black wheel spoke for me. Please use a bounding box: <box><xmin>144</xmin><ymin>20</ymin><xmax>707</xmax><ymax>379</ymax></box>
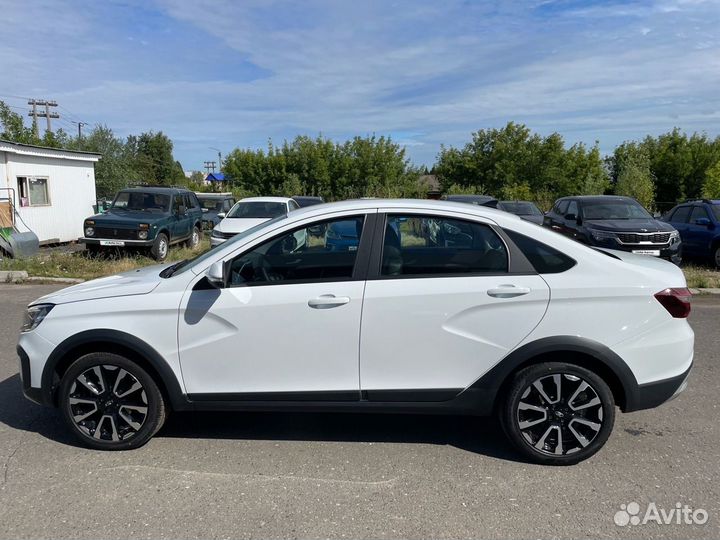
<box><xmin>68</xmin><ymin>364</ymin><xmax>148</xmax><ymax>442</ymax></box>
<box><xmin>517</xmin><ymin>372</ymin><xmax>604</xmax><ymax>456</ymax></box>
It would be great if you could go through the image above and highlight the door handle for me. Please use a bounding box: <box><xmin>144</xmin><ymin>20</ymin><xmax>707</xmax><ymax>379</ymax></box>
<box><xmin>487</xmin><ymin>285</ymin><xmax>531</xmax><ymax>298</ymax></box>
<box><xmin>308</xmin><ymin>294</ymin><xmax>351</xmax><ymax>309</ymax></box>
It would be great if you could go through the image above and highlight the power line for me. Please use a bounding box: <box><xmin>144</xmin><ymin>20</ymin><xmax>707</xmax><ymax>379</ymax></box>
<box><xmin>72</xmin><ymin>121</ymin><xmax>88</xmax><ymax>138</ymax></box>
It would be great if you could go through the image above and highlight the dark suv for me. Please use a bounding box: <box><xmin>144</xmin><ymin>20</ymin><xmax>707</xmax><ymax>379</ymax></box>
<box><xmin>663</xmin><ymin>199</ymin><xmax>720</xmax><ymax>267</ymax></box>
<box><xmin>544</xmin><ymin>195</ymin><xmax>681</xmax><ymax>263</ymax></box>
<box><xmin>81</xmin><ymin>187</ymin><xmax>204</xmax><ymax>261</ymax></box>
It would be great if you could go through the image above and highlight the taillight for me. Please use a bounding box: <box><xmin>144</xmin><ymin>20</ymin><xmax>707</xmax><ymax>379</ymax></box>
<box><xmin>654</xmin><ymin>288</ymin><xmax>692</xmax><ymax>318</ymax></box>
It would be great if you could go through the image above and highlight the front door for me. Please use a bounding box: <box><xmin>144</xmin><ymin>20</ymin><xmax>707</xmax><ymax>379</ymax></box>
<box><xmin>177</xmin><ymin>213</ymin><xmax>373</xmax><ymax>397</ymax></box>
<box><xmin>360</xmin><ymin>213</ymin><xmax>550</xmax><ymax>396</ymax></box>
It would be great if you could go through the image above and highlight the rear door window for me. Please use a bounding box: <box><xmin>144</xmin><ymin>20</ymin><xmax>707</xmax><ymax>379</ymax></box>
<box><xmin>689</xmin><ymin>206</ymin><xmax>709</xmax><ymax>224</ymax></box>
<box><xmin>381</xmin><ymin>215</ymin><xmax>508</xmax><ymax>277</ymax></box>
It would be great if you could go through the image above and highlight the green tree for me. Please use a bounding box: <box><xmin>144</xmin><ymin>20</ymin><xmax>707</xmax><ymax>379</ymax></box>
<box><xmin>127</xmin><ymin>131</ymin><xmax>184</xmax><ymax>185</ymax></box>
<box><xmin>0</xmin><ymin>101</ymin><xmax>41</xmax><ymax>145</ymax></box>
<box><xmin>613</xmin><ymin>144</ymin><xmax>655</xmax><ymax>209</ymax></box>
<box><xmin>75</xmin><ymin>125</ymin><xmax>136</xmax><ymax>198</ymax></box>
<box><xmin>702</xmin><ymin>160</ymin><xmax>720</xmax><ymax>199</ymax></box>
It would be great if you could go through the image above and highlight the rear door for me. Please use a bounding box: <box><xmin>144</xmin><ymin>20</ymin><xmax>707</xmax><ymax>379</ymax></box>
<box><xmin>359</xmin><ymin>211</ymin><xmax>550</xmax><ymax>397</ymax></box>
<box><xmin>686</xmin><ymin>206</ymin><xmax>714</xmax><ymax>255</ymax></box>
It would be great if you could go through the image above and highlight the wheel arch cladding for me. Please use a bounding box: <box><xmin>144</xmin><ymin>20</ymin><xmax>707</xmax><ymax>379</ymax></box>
<box><xmin>469</xmin><ymin>336</ymin><xmax>638</xmax><ymax>413</ymax></box>
<box><xmin>42</xmin><ymin>329</ymin><xmax>188</xmax><ymax>410</ymax></box>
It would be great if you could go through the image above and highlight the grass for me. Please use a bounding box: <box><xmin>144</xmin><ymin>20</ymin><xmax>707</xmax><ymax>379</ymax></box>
<box><xmin>0</xmin><ymin>237</ymin><xmax>211</xmax><ymax>282</ymax></box>
<box><xmin>682</xmin><ymin>264</ymin><xmax>720</xmax><ymax>289</ymax></box>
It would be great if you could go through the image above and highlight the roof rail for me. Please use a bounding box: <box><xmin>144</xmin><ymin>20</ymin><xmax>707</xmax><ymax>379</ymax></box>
<box><xmin>682</xmin><ymin>198</ymin><xmax>713</xmax><ymax>204</ymax></box>
<box><xmin>127</xmin><ymin>183</ymin><xmax>189</xmax><ymax>190</ymax></box>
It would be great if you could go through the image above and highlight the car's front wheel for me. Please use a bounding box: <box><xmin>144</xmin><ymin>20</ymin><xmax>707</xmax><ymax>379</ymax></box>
<box><xmin>499</xmin><ymin>362</ymin><xmax>615</xmax><ymax>465</ymax></box>
<box><xmin>58</xmin><ymin>353</ymin><xmax>166</xmax><ymax>450</ymax></box>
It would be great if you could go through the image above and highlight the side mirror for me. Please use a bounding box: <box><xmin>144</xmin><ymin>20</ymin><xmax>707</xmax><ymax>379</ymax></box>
<box><xmin>564</xmin><ymin>213</ymin><xmax>576</xmax><ymax>221</ymax></box>
<box><xmin>695</xmin><ymin>217</ymin><xmax>711</xmax><ymax>227</ymax></box>
<box><xmin>205</xmin><ymin>261</ymin><xmax>225</xmax><ymax>288</ymax></box>
<box><xmin>217</xmin><ymin>212</ymin><xmax>226</xmax><ymax>219</ymax></box>
<box><xmin>202</xmin><ymin>208</ymin><xmax>208</xmax><ymax>213</ymax></box>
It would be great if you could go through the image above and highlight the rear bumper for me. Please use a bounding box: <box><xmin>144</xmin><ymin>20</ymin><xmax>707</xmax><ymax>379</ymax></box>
<box><xmin>80</xmin><ymin>237</ymin><xmax>154</xmax><ymax>247</ymax></box>
<box><xmin>624</xmin><ymin>362</ymin><xmax>692</xmax><ymax>412</ymax></box>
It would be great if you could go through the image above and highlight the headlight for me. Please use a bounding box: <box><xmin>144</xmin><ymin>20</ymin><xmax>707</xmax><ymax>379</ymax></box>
<box><xmin>211</xmin><ymin>229</ymin><xmax>224</xmax><ymax>238</ymax></box>
<box><xmin>670</xmin><ymin>230</ymin><xmax>680</xmax><ymax>244</ymax></box>
<box><xmin>85</xmin><ymin>227</ymin><xmax>94</xmax><ymax>237</ymax></box>
<box><xmin>590</xmin><ymin>229</ymin><xmax>616</xmax><ymax>241</ymax></box>
<box><xmin>21</xmin><ymin>304</ymin><xmax>54</xmax><ymax>333</ymax></box>
<box><xmin>138</xmin><ymin>230</ymin><xmax>148</xmax><ymax>240</ymax></box>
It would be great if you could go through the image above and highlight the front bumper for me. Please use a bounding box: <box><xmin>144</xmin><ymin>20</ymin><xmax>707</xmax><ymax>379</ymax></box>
<box><xmin>17</xmin><ymin>345</ymin><xmax>43</xmax><ymax>405</ymax></box>
<box><xmin>80</xmin><ymin>237</ymin><xmax>154</xmax><ymax>247</ymax></box>
<box><xmin>589</xmin><ymin>239</ymin><xmax>681</xmax><ymax>263</ymax></box>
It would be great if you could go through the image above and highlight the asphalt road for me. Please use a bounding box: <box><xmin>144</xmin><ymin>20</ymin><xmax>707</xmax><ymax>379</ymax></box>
<box><xmin>0</xmin><ymin>283</ymin><xmax>718</xmax><ymax>540</ymax></box>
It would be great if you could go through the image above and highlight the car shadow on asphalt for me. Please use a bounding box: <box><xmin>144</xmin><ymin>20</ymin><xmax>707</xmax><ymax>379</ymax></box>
<box><xmin>0</xmin><ymin>373</ymin><xmax>523</xmax><ymax>462</ymax></box>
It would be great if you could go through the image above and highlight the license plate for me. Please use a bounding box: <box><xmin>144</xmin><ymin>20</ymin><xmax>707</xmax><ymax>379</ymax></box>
<box><xmin>632</xmin><ymin>249</ymin><xmax>660</xmax><ymax>256</ymax></box>
<box><xmin>100</xmin><ymin>240</ymin><xmax>125</xmax><ymax>246</ymax></box>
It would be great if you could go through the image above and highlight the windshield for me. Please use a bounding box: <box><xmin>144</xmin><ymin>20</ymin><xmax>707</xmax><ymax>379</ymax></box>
<box><xmin>226</xmin><ymin>201</ymin><xmax>287</xmax><ymax>219</ymax></box>
<box><xmin>501</xmin><ymin>202</ymin><xmax>542</xmax><ymax>215</ymax></box>
<box><xmin>582</xmin><ymin>200</ymin><xmax>652</xmax><ymax>220</ymax></box>
<box><xmin>198</xmin><ymin>198</ymin><xmax>224</xmax><ymax>211</ymax></box>
<box><xmin>167</xmin><ymin>214</ymin><xmax>289</xmax><ymax>277</ymax></box>
<box><xmin>111</xmin><ymin>191</ymin><xmax>170</xmax><ymax>212</ymax></box>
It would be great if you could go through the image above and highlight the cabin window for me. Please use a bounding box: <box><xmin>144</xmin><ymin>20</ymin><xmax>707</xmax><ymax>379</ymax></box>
<box><xmin>17</xmin><ymin>176</ymin><xmax>50</xmax><ymax>207</ymax></box>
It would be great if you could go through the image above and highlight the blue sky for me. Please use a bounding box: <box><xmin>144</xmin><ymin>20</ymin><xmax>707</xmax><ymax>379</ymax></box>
<box><xmin>1</xmin><ymin>0</ymin><xmax>719</xmax><ymax>170</ymax></box>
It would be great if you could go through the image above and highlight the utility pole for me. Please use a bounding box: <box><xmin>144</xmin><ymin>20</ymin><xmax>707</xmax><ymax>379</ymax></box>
<box><xmin>203</xmin><ymin>161</ymin><xmax>216</xmax><ymax>174</ymax></box>
<box><xmin>72</xmin><ymin>121</ymin><xmax>88</xmax><ymax>139</ymax></box>
<box><xmin>209</xmin><ymin>147</ymin><xmax>222</xmax><ymax>171</ymax></box>
<box><xmin>27</xmin><ymin>99</ymin><xmax>59</xmax><ymax>135</ymax></box>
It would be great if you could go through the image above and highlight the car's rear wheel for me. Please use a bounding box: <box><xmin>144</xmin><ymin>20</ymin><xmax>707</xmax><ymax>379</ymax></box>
<box><xmin>151</xmin><ymin>232</ymin><xmax>169</xmax><ymax>261</ymax></box>
<box><xmin>58</xmin><ymin>353</ymin><xmax>166</xmax><ymax>450</ymax></box>
<box><xmin>499</xmin><ymin>362</ymin><xmax>615</xmax><ymax>465</ymax></box>
<box><xmin>186</xmin><ymin>225</ymin><xmax>201</xmax><ymax>249</ymax></box>
<box><xmin>713</xmin><ymin>244</ymin><xmax>720</xmax><ymax>268</ymax></box>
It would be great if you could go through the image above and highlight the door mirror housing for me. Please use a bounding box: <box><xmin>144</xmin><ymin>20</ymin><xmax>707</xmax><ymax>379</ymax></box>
<box><xmin>205</xmin><ymin>260</ymin><xmax>225</xmax><ymax>288</ymax></box>
<box><xmin>564</xmin><ymin>213</ymin><xmax>576</xmax><ymax>221</ymax></box>
<box><xmin>695</xmin><ymin>217</ymin><xmax>711</xmax><ymax>227</ymax></box>
<box><xmin>217</xmin><ymin>212</ymin><xmax>226</xmax><ymax>219</ymax></box>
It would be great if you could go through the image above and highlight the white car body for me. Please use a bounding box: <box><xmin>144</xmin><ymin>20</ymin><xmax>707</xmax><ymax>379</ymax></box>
<box><xmin>210</xmin><ymin>196</ymin><xmax>298</xmax><ymax>247</ymax></box>
<box><xmin>18</xmin><ymin>199</ymin><xmax>694</xmax><ymax>460</ymax></box>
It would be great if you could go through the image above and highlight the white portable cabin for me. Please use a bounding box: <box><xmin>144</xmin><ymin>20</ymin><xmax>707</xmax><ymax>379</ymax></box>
<box><xmin>0</xmin><ymin>140</ymin><xmax>100</xmax><ymax>244</ymax></box>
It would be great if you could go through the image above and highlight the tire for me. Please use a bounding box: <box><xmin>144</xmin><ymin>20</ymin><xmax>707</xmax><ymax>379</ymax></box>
<box><xmin>151</xmin><ymin>232</ymin><xmax>169</xmax><ymax>261</ymax></box>
<box><xmin>186</xmin><ymin>225</ymin><xmax>201</xmax><ymax>249</ymax></box>
<box><xmin>713</xmin><ymin>244</ymin><xmax>720</xmax><ymax>269</ymax></box>
<box><xmin>499</xmin><ymin>362</ymin><xmax>615</xmax><ymax>465</ymax></box>
<box><xmin>58</xmin><ymin>353</ymin><xmax>166</xmax><ymax>450</ymax></box>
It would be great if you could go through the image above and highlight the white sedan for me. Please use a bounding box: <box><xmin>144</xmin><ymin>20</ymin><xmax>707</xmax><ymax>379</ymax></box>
<box><xmin>210</xmin><ymin>196</ymin><xmax>300</xmax><ymax>246</ymax></box>
<box><xmin>18</xmin><ymin>199</ymin><xmax>693</xmax><ymax>464</ymax></box>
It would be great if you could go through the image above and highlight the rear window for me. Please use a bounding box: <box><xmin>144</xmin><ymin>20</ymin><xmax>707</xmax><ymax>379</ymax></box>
<box><xmin>500</xmin><ymin>202</ymin><xmax>542</xmax><ymax>215</ymax></box>
<box><xmin>504</xmin><ymin>229</ymin><xmax>576</xmax><ymax>274</ymax></box>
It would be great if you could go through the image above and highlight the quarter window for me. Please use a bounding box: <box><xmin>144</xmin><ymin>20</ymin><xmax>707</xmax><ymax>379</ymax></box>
<box><xmin>381</xmin><ymin>215</ymin><xmax>508</xmax><ymax>277</ymax></box>
<box><xmin>504</xmin><ymin>229</ymin><xmax>576</xmax><ymax>274</ymax></box>
<box><xmin>228</xmin><ymin>216</ymin><xmax>365</xmax><ymax>286</ymax></box>
<box><xmin>17</xmin><ymin>176</ymin><xmax>50</xmax><ymax>206</ymax></box>
<box><xmin>566</xmin><ymin>200</ymin><xmax>578</xmax><ymax>217</ymax></box>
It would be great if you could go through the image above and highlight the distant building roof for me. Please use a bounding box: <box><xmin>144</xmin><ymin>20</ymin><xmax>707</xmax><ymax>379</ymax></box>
<box><xmin>206</xmin><ymin>173</ymin><xmax>226</xmax><ymax>182</ymax></box>
<box><xmin>0</xmin><ymin>139</ymin><xmax>101</xmax><ymax>162</ymax></box>
<box><xmin>418</xmin><ymin>174</ymin><xmax>440</xmax><ymax>193</ymax></box>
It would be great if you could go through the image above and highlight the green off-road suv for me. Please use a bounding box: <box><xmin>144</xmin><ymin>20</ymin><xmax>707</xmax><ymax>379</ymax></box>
<box><xmin>80</xmin><ymin>187</ymin><xmax>204</xmax><ymax>261</ymax></box>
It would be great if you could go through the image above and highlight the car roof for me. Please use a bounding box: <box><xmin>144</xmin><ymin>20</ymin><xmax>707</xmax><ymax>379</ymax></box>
<box><xmin>499</xmin><ymin>200</ymin><xmax>537</xmax><ymax>204</ymax></box>
<box><xmin>238</xmin><ymin>196</ymin><xmax>294</xmax><ymax>203</ymax></box>
<box><xmin>559</xmin><ymin>195</ymin><xmax>634</xmax><ymax>202</ymax></box>
<box><xmin>120</xmin><ymin>186</ymin><xmax>190</xmax><ymax>194</ymax></box>
<box><xmin>195</xmin><ymin>192</ymin><xmax>234</xmax><ymax>198</ymax></box>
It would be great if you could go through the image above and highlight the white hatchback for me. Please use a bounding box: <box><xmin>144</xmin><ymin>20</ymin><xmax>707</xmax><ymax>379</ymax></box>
<box><xmin>18</xmin><ymin>199</ymin><xmax>694</xmax><ymax>464</ymax></box>
<box><xmin>210</xmin><ymin>196</ymin><xmax>299</xmax><ymax>246</ymax></box>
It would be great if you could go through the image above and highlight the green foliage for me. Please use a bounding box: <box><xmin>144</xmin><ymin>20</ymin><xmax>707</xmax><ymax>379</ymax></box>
<box><xmin>613</xmin><ymin>144</ymin><xmax>655</xmax><ymax>209</ymax></box>
<box><xmin>0</xmin><ymin>102</ymin><xmax>42</xmax><ymax>145</ymax></box>
<box><xmin>435</xmin><ymin>122</ymin><xmax>609</xmax><ymax>205</ymax></box>
<box><xmin>702</xmin><ymin>161</ymin><xmax>720</xmax><ymax>199</ymax></box>
<box><xmin>224</xmin><ymin>134</ymin><xmax>421</xmax><ymax>200</ymax></box>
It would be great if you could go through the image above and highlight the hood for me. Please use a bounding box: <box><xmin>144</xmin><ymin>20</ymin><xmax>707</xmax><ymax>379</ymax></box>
<box><xmin>215</xmin><ymin>217</ymin><xmax>271</xmax><ymax>234</ymax></box>
<box><xmin>584</xmin><ymin>218</ymin><xmax>675</xmax><ymax>233</ymax></box>
<box><xmin>31</xmin><ymin>264</ymin><xmax>167</xmax><ymax>305</ymax></box>
<box><xmin>90</xmin><ymin>209</ymin><xmax>167</xmax><ymax>226</ymax></box>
